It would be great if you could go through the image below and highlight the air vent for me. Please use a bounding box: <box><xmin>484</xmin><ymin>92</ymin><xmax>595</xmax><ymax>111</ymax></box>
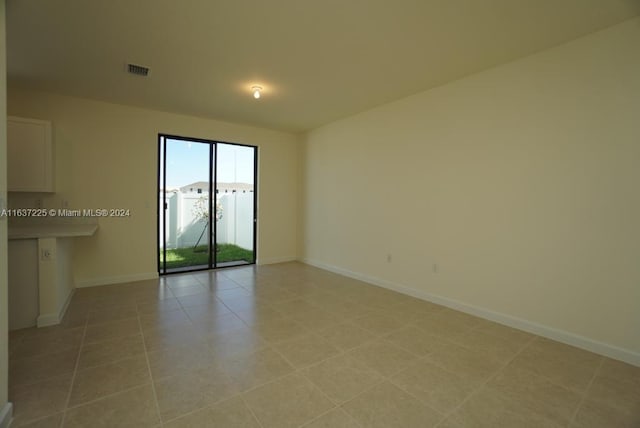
<box><xmin>127</xmin><ymin>63</ymin><xmax>149</xmax><ymax>76</ymax></box>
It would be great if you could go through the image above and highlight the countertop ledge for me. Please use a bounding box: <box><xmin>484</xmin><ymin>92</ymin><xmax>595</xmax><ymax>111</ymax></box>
<box><xmin>9</xmin><ymin>224</ymin><xmax>98</xmax><ymax>240</ymax></box>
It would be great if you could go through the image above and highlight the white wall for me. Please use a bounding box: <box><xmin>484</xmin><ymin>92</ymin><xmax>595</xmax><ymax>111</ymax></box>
<box><xmin>0</xmin><ymin>1</ymin><xmax>10</xmax><ymax>425</ymax></box>
<box><xmin>302</xmin><ymin>18</ymin><xmax>640</xmax><ymax>362</ymax></box>
<box><xmin>7</xmin><ymin>90</ymin><xmax>301</xmax><ymax>286</ymax></box>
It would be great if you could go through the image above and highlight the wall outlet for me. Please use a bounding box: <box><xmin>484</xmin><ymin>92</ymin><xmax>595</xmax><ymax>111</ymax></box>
<box><xmin>41</xmin><ymin>248</ymin><xmax>55</xmax><ymax>261</ymax></box>
<box><xmin>433</xmin><ymin>263</ymin><xmax>439</xmax><ymax>273</ymax></box>
<box><xmin>386</xmin><ymin>254</ymin><xmax>392</xmax><ymax>263</ymax></box>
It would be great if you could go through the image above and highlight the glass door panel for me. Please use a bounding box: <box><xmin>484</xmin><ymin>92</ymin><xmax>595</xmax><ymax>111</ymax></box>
<box><xmin>159</xmin><ymin>136</ymin><xmax>256</xmax><ymax>274</ymax></box>
<box><xmin>214</xmin><ymin>143</ymin><xmax>256</xmax><ymax>267</ymax></box>
<box><xmin>159</xmin><ymin>137</ymin><xmax>213</xmax><ymax>273</ymax></box>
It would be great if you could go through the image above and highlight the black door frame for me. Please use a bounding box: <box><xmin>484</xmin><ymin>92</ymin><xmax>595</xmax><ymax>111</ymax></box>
<box><xmin>157</xmin><ymin>133</ymin><xmax>258</xmax><ymax>275</ymax></box>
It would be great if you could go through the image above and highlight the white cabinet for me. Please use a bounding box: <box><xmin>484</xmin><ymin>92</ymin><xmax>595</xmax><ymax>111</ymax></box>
<box><xmin>8</xmin><ymin>116</ymin><xmax>54</xmax><ymax>192</ymax></box>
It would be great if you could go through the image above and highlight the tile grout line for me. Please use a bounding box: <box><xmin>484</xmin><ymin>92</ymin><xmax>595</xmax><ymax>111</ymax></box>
<box><xmin>59</xmin><ymin>315</ymin><xmax>89</xmax><ymax>428</ymax></box>
<box><xmin>431</xmin><ymin>332</ymin><xmax>538</xmax><ymax>427</ymax></box>
<box><xmin>568</xmin><ymin>356</ymin><xmax>605</xmax><ymax>427</ymax></box>
<box><xmin>136</xmin><ymin>305</ymin><xmax>166</xmax><ymax>427</ymax></box>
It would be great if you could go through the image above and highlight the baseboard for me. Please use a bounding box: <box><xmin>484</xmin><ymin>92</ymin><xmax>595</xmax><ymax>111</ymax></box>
<box><xmin>75</xmin><ymin>272</ymin><xmax>159</xmax><ymax>288</ymax></box>
<box><xmin>0</xmin><ymin>403</ymin><xmax>12</xmax><ymax>428</ymax></box>
<box><xmin>58</xmin><ymin>287</ymin><xmax>75</xmax><ymax>321</ymax></box>
<box><xmin>257</xmin><ymin>256</ymin><xmax>298</xmax><ymax>265</ymax></box>
<box><xmin>37</xmin><ymin>312</ymin><xmax>60</xmax><ymax>328</ymax></box>
<box><xmin>302</xmin><ymin>258</ymin><xmax>640</xmax><ymax>367</ymax></box>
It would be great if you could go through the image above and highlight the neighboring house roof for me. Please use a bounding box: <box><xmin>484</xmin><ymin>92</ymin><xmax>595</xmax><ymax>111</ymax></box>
<box><xmin>179</xmin><ymin>182</ymin><xmax>254</xmax><ymax>193</ymax></box>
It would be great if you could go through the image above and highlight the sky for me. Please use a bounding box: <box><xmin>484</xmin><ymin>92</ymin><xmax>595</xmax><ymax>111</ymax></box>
<box><xmin>163</xmin><ymin>138</ymin><xmax>255</xmax><ymax>188</ymax></box>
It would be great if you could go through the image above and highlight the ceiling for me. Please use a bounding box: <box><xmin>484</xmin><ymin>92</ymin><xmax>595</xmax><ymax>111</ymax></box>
<box><xmin>7</xmin><ymin>1</ymin><xmax>640</xmax><ymax>132</ymax></box>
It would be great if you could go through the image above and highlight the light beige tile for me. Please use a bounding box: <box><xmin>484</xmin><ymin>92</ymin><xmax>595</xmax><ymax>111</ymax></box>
<box><xmin>351</xmin><ymin>312</ymin><xmax>407</xmax><ymax>336</ymax></box>
<box><xmin>317</xmin><ymin>322</ymin><xmax>377</xmax><ymax>351</ymax></box>
<box><xmin>425</xmin><ymin>343</ymin><xmax>503</xmax><ymax>383</ymax></box>
<box><xmin>243</xmin><ymin>373</ymin><xmax>334</xmax><ymax>428</ymax></box>
<box><xmin>68</xmin><ymin>355</ymin><xmax>150</xmax><ymax>406</ymax></box>
<box><xmin>342</xmin><ymin>381</ymin><xmax>442</xmax><ymax>428</ymax></box>
<box><xmin>77</xmin><ymin>334</ymin><xmax>145</xmax><ymax>369</ymax></box>
<box><xmin>164</xmin><ymin>274</ymin><xmax>202</xmax><ymax>289</ymax></box>
<box><xmin>154</xmin><ymin>365</ymin><xmax>239</xmax><ymax>421</ymax></box>
<box><xmin>83</xmin><ymin>318</ymin><xmax>141</xmax><ymax>344</ymax></box>
<box><xmin>209</xmin><ymin>327</ymin><xmax>267</xmax><ymax>361</ymax></box>
<box><xmin>9</xmin><ymin>374</ymin><xmax>71</xmax><ymax>426</ymax></box>
<box><xmin>64</xmin><ymin>384</ymin><xmax>159</xmax><ymax>428</ymax></box>
<box><xmin>219</xmin><ymin>295</ymin><xmax>271</xmax><ymax>313</ymax></box>
<box><xmin>137</xmin><ymin>297</ymin><xmax>182</xmax><ymax>314</ymax></box>
<box><xmin>142</xmin><ymin>322</ymin><xmax>203</xmax><ymax>353</ymax></box>
<box><xmin>272</xmin><ymin>298</ymin><xmax>321</xmax><ymax>318</ymax></box>
<box><xmin>301</xmin><ymin>354</ymin><xmax>382</xmax><ymax>404</ymax></box>
<box><xmin>147</xmin><ymin>340</ymin><xmax>216</xmax><ymax>379</ymax></box>
<box><xmin>273</xmin><ymin>333</ymin><xmax>340</xmax><ymax>368</ymax></box>
<box><xmin>175</xmin><ymin>292</ymin><xmax>218</xmax><ymax>308</ymax></box>
<box><xmin>164</xmin><ymin>396</ymin><xmax>260</xmax><ymax>428</ymax></box>
<box><xmin>444</xmin><ymin>388</ymin><xmax>563</xmax><ymax>428</ymax></box>
<box><xmin>391</xmin><ymin>359</ymin><xmax>479</xmax><ymax>413</ymax></box>
<box><xmin>254</xmin><ymin>316</ymin><xmax>310</xmax><ymax>343</ymax></box>
<box><xmin>322</xmin><ymin>300</ymin><xmax>373</xmax><ymax>320</ymax></box>
<box><xmin>222</xmin><ymin>348</ymin><xmax>294</xmax><ymax>391</ymax></box>
<box><xmin>302</xmin><ymin>408</ymin><xmax>360</xmax><ymax>428</ymax></box>
<box><xmin>451</xmin><ymin>330</ymin><xmax>530</xmax><ymax>363</ymax></box>
<box><xmin>392</xmin><ymin>298</ymin><xmax>445</xmax><ymax>315</ymax></box>
<box><xmin>245</xmin><ymin>285</ymin><xmax>298</xmax><ymax>304</ymax></box>
<box><xmin>586</xmin><ymin>358</ymin><xmax>640</xmax><ymax>415</ymax></box>
<box><xmin>572</xmin><ymin>397</ymin><xmax>640</xmax><ymax>428</ymax></box>
<box><xmin>288</xmin><ymin>308</ymin><xmax>343</xmax><ymax>331</ymax></box>
<box><xmin>487</xmin><ymin>365</ymin><xmax>581</xmax><ymax>426</ymax></box>
<box><xmin>139</xmin><ymin>308</ymin><xmax>191</xmax><ymax>331</ymax></box>
<box><xmin>473</xmin><ymin>321</ymin><xmax>533</xmax><ymax>343</ymax></box>
<box><xmin>190</xmin><ymin>312</ymin><xmax>247</xmax><ymax>337</ymax></box>
<box><xmin>182</xmin><ymin>301</ymin><xmax>232</xmax><ymax>321</ymax></box>
<box><xmin>171</xmin><ymin>285</ymin><xmax>207</xmax><ymax>297</ymax></box>
<box><xmin>234</xmin><ymin>305</ymin><xmax>286</xmax><ymax>325</ymax></box>
<box><xmin>11</xmin><ymin>327</ymin><xmax>84</xmax><ymax>359</ymax></box>
<box><xmin>9</xmin><ymin>348</ymin><xmax>79</xmax><ymax>387</ymax></box>
<box><xmin>348</xmin><ymin>340</ymin><xmax>418</xmax><ymax>377</ymax></box>
<box><xmin>383</xmin><ymin>326</ymin><xmax>447</xmax><ymax>356</ymax></box>
<box><xmin>87</xmin><ymin>306</ymin><xmax>138</xmax><ymax>325</ymax></box>
<box><xmin>412</xmin><ymin>309</ymin><xmax>480</xmax><ymax>338</ymax></box>
<box><xmin>15</xmin><ymin>413</ymin><xmax>64</xmax><ymax>428</ymax></box>
<box><xmin>510</xmin><ymin>338</ymin><xmax>602</xmax><ymax>392</ymax></box>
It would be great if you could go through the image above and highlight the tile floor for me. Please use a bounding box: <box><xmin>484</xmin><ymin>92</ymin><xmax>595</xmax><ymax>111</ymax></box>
<box><xmin>7</xmin><ymin>262</ymin><xmax>640</xmax><ymax>427</ymax></box>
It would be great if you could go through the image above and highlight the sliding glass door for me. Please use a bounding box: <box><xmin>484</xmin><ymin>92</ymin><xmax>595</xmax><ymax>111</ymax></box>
<box><xmin>158</xmin><ymin>135</ymin><xmax>256</xmax><ymax>274</ymax></box>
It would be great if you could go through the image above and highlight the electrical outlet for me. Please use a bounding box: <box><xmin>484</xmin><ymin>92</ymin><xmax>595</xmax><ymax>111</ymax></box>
<box><xmin>387</xmin><ymin>254</ymin><xmax>392</xmax><ymax>263</ymax></box>
<box><xmin>433</xmin><ymin>263</ymin><xmax>439</xmax><ymax>273</ymax></box>
<box><xmin>41</xmin><ymin>248</ymin><xmax>54</xmax><ymax>261</ymax></box>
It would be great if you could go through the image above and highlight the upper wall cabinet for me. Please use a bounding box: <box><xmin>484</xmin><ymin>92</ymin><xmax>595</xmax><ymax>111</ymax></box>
<box><xmin>8</xmin><ymin>116</ymin><xmax>54</xmax><ymax>192</ymax></box>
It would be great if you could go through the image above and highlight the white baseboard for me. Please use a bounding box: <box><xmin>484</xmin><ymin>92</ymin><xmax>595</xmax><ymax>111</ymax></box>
<box><xmin>257</xmin><ymin>256</ymin><xmax>298</xmax><ymax>265</ymax></box>
<box><xmin>75</xmin><ymin>272</ymin><xmax>159</xmax><ymax>288</ymax></box>
<box><xmin>303</xmin><ymin>258</ymin><xmax>640</xmax><ymax>367</ymax></box>
<box><xmin>36</xmin><ymin>288</ymin><xmax>75</xmax><ymax>328</ymax></box>
<box><xmin>37</xmin><ymin>312</ymin><xmax>60</xmax><ymax>328</ymax></box>
<box><xmin>0</xmin><ymin>402</ymin><xmax>12</xmax><ymax>428</ymax></box>
<box><xmin>58</xmin><ymin>287</ymin><xmax>75</xmax><ymax>320</ymax></box>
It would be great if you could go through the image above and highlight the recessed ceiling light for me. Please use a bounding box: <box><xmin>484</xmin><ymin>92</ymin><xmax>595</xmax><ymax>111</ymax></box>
<box><xmin>251</xmin><ymin>86</ymin><xmax>262</xmax><ymax>99</ymax></box>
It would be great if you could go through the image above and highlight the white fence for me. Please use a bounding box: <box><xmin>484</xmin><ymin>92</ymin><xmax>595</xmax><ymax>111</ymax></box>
<box><xmin>159</xmin><ymin>191</ymin><xmax>254</xmax><ymax>250</ymax></box>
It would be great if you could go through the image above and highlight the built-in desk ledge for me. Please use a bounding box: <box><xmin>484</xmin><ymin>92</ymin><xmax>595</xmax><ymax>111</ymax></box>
<box><xmin>8</xmin><ymin>216</ymin><xmax>98</xmax><ymax>329</ymax></box>
<box><xmin>8</xmin><ymin>217</ymin><xmax>98</xmax><ymax>240</ymax></box>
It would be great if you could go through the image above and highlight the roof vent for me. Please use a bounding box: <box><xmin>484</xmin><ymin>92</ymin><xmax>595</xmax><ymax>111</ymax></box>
<box><xmin>127</xmin><ymin>63</ymin><xmax>149</xmax><ymax>76</ymax></box>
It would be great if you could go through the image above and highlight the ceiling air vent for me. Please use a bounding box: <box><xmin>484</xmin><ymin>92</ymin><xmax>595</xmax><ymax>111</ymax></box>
<box><xmin>127</xmin><ymin>63</ymin><xmax>149</xmax><ymax>76</ymax></box>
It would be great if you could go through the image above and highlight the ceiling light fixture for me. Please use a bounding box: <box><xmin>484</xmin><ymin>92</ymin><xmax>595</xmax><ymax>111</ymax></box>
<box><xmin>251</xmin><ymin>85</ymin><xmax>262</xmax><ymax>99</ymax></box>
